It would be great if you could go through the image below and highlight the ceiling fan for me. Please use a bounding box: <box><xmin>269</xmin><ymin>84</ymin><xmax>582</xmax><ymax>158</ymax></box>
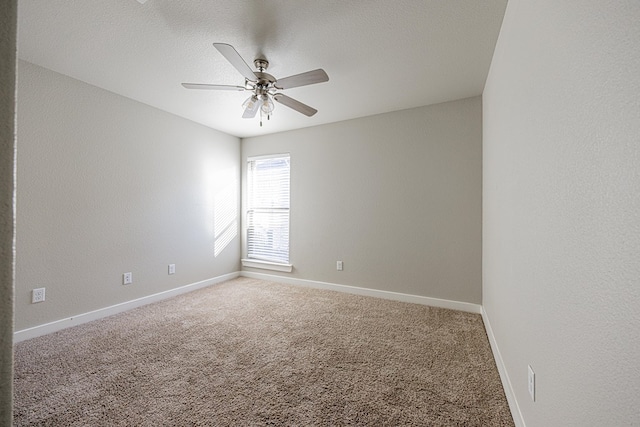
<box><xmin>182</xmin><ymin>43</ymin><xmax>329</xmax><ymax>126</ymax></box>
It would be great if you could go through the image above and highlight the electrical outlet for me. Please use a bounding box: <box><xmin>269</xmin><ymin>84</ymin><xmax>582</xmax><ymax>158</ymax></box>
<box><xmin>168</xmin><ymin>264</ymin><xmax>175</xmax><ymax>275</ymax></box>
<box><xmin>123</xmin><ymin>272</ymin><xmax>133</xmax><ymax>285</ymax></box>
<box><xmin>528</xmin><ymin>365</ymin><xmax>535</xmax><ymax>401</ymax></box>
<box><xmin>336</xmin><ymin>261</ymin><xmax>343</xmax><ymax>271</ymax></box>
<box><xmin>32</xmin><ymin>287</ymin><xmax>46</xmax><ymax>303</ymax></box>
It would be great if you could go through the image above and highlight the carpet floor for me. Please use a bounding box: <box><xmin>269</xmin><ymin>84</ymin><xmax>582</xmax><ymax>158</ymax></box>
<box><xmin>14</xmin><ymin>277</ymin><xmax>514</xmax><ymax>426</ymax></box>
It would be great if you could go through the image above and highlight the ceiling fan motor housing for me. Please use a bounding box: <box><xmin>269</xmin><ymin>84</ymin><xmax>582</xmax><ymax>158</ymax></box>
<box><xmin>253</xmin><ymin>59</ymin><xmax>276</xmax><ymax>92</ymax></box>
<box><xmin>254</xmin><ymin>71</ymin><xmax>276</xmax><ymax>88</ymax></box>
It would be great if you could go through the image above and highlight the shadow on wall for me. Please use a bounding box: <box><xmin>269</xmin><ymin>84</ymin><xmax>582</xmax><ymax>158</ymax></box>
<box><xmin>212</xmin><ymin>167</ymin><xmax>238</xmax><ymax>258</ymax></box>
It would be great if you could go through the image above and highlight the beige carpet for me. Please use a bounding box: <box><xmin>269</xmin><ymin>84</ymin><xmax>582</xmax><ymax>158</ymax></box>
<box><xmin>14</xmin><ymin>277</ymin><xmax>514</xmax><ymax>426</ymax></box>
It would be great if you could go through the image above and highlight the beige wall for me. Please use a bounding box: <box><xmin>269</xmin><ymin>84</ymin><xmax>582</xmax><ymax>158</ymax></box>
<box><xmin>243</xmin><ymin>97</ymin><xmax>482</xmax><ymax>304</ymax></box>
<box><xmin>15</xmin><ymin>61</ymin><xmax>241</xmax><ymax>331</ymax></box>
<box><xmin>1</xmin><ymin>0</ymin><xmax>17</xmax><ymax>423</ymax></box>
<box><xmin>483</xmin><ymin>0</ymin><xmax>640</xmax><ymax>425</ymax></box>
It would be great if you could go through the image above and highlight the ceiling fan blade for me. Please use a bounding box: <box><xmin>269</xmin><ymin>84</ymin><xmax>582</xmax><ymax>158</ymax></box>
<box><xmin>213</xmin><ymin>43</ymin><xmax>257</xmax><ymax>82</ymax></box>
<box><xmin>273</xmin><ymin>93</ymin><xmax>318</xmax><ymax>117</ymax></box>
<box><xmin>182</xmin><ymin>83</ymin><xmax>245</xmax><ymax>91</ymax></box>
<box><xmin>275</xmin><ymin>69</ymin><xmax>329</xmax><ymax>90</ymax></box>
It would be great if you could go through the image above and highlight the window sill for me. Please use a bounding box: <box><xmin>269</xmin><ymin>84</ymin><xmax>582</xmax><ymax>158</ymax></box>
<box><xmin>241</xmin><ymin>259</ymin><xmax>293</xmax><ymax>273</ymax></box>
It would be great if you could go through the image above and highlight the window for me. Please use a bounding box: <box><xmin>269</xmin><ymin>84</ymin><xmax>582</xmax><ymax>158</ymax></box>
<box><xmin>245</xmin><ymin>154</ymin><xmax>290</xmax><ymax>267</ymax></box>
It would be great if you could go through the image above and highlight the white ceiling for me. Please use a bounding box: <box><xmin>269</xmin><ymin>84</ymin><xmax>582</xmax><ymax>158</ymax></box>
<box><xmin>17</xmin><ymin>0</ymin><xmax>507</xmax><ymax>138</ymax></box>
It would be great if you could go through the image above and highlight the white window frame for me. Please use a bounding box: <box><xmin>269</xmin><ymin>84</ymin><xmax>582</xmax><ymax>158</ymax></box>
<box><xmin>241</xmin><ymin>153</ymin><xmax>292</xmax><ymax>272</ymax></box>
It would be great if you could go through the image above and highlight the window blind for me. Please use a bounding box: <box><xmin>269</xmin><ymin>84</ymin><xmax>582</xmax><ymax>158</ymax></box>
<box><xmin>246</xmin><ymin>154</ymin><xmax>290</xmax><ymax>264</ymax></box>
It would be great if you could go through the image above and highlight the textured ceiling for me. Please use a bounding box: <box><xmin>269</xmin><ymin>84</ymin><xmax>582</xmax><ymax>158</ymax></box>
<box><xmin>17</xmin><ymin>0</ymin><xmax>507</xmax><ymax>138</ymax></box>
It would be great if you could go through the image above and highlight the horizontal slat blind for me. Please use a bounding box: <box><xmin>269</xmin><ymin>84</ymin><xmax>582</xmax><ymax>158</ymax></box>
<box><xmin>247</xmin><ymin>154</ymin><xmax>290</xmax><ymax>263</ymax></box>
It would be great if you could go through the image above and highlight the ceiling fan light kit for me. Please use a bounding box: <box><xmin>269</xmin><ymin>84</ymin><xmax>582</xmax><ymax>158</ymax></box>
<box><xmin>182</xmin><ymin>43</ymin><xmax>329</xmax><ymax>126</ymax></box>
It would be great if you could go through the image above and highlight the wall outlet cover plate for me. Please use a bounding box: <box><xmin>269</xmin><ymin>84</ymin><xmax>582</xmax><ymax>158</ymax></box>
<box><xmin>123</xmin><ymin>272</ymin><xmax>133</xmax><ymax>285</ymax></box>
<box><xmin>32</xmin><ymin>288</ymin><xmax>46</xmax><ymax>303</ymax></box>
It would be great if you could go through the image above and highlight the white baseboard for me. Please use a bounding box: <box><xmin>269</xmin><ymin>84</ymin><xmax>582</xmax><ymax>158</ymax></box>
<box><xmin>240</xmin><ymin>271</ymin><xmax>482</xmax><ymax>314</ymax></box>
<box><xmin>481</xmin><ymin>307</ymin><xmax>525</xmax><ymax>427</ymax></box>
<box><xmin>13</xmin><ymin>271</ymin><xmax>240</xmax><ymax>343</ymax></box>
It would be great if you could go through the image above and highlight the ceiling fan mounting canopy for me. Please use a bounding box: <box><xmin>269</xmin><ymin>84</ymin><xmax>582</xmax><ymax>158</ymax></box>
<box><xmin>181</xmin><ymin>43</ymin><xmax>329</xmax><ymax>123</ymax></box>
<box><xmin>253</xmin><ymin>58</ymin><xmax>269</xmax><ymax>71</ymax></box>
